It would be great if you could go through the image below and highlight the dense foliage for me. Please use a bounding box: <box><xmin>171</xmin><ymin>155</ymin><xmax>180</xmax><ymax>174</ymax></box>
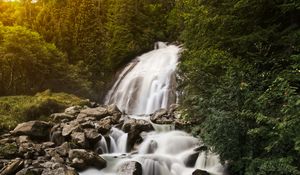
<box><xmin>0</xmin><ymin>0</ymin><xmax>176</xmax><ymax>99</ymax></box>
<box><xmin>178</xmin><ymin>0</ymin><xmax>300</xmax><ymax>174</ymax></box>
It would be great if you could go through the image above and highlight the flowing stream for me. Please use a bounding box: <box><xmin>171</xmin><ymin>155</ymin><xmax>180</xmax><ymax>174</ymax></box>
<box><xmin>80</xmin><ymin>42</ymin><xmax>224</xmax><ymax>175</ymax></box>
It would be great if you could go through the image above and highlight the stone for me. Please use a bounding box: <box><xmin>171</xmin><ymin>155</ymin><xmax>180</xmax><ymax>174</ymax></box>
<box><xmin>62</xmin><ymin>121</ymin><xmax>81</xmax><ymax>137</ymax></box>
<box><xmin>150</xmin><ymin>108</ymin><xmax>175</xmax><ymax>124</ymax></box>
<box><xmin>12</xmin><ymin>121</ymin><xmax>52</xmax><ymax>139</ymax></box>
<box><xmin>41</xmin><ymin>167</ymin><xmax>78</xmax><ymax>175</ymax></box>
<box><xmin>0</xmin><ymin>158</ymin><xmax>24</xmax><ymax>175</ymax></box>
<box><xmin>84</xmin><ymin>129</ymin><xmax>101</xmax><ymax>143</ymax></box>
<box><xmin>117</xmin><ymin>161</ymin><xmax>142</xmax><ymax>175</ymax></box>
<box><xmin>107</xmin><ymin>104</ymin><xmax>122</xmax><ymax>119</ymax></box>
<box><xmin>79</xmin><ymin>107</ymin><xmax>108</xmax><ymax>120</ymax></box>
<box><xmin>192</xmin><ymin>169</ymin><xmax>210</xmax><ymax>175</ymax></box>
<box><xmin>71</xmin><ymin>132</ymin><xmax>87</xmax><ymax>148</ymax></box>
<box><xmin>68</xmin><ymin>149</ymin><xmax>106</xmax><ymax>171</ymax></box>
<box><xmin>64</xmin><ymin>106</ymin><xmax>82</xmax><ymax>116</ymax></box>
<box><xmin>15</xmin><ymin>167</ymin><xmax>43</xmax><ymax>175</ymax></box>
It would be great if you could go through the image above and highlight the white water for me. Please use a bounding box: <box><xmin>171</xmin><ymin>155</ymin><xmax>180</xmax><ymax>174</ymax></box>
<box><xmin>105</xmin><ymin>42</ymin><xmax>179</xmax><ymax>115</ymax></box>
<box><xmin>81</xmin><ymin>42</ymin><xmax>224</xmax><ymax>175</ymax></box>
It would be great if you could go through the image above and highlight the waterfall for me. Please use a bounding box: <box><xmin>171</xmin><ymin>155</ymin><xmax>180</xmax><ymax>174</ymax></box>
<box><xmin>105</xmin><ymin>42</ymin><xmax>179</xmax><ymax>115</ymax></box>
<box><xmin>80</xmin><ymin>42</ymin><xmax>224</xmax><ymax>175</ymax></box>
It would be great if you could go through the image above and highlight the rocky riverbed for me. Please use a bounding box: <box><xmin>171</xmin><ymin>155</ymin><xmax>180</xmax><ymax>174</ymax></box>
<box><xmin>0</xmin><ymin>104</ymin><xmax>199</xmax><ymax>175</ymax></box>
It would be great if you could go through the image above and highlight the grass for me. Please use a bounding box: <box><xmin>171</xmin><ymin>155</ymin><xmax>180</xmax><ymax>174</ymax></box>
<box><xmin>0</xmin><ymin>90</ymin><xmax>89</xmax><ymax>132</ymax></box>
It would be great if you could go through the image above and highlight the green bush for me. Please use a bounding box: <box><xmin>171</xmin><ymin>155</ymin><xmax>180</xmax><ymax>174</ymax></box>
<box><xmin>0</xmin><ymin>90</ymin><xmax>88</xmax><ymax>132</ymax></box>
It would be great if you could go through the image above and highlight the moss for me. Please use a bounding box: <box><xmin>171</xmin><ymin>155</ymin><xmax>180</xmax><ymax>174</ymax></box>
<box><xmin>0</xmin><ymin>90</ymin><xmax>89</xmax><ymax>132</ymax></box>
<box><xmin>0</xmin><ymin>142</ymin><xmax>18</xmax><ymax>159</ymax></box>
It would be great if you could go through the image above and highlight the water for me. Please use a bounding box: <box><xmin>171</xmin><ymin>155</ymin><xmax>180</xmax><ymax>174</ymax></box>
<box><xmin>80</xmin><ymin>42</ymin><xmax>224</xmax><ymax>175</ymax></box>
<box><xmin>105</xmin><ymin>42</ymin><xmax>179</xmax><ymax>115</ymax></box>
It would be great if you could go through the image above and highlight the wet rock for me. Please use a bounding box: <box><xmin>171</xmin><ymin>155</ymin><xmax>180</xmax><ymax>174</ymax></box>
<box><xmin>192</xmin><ymin>169</ymin><xmax>210</xmax><ymax>175</ymax></box>
<box><xmin>68</xmin><ymin>149</ymin><xmax>106</xmax><ymax>171</ymax></box>
<box><xmin>51</xmin><ymin>113</ymin><xmax>75</xmax><ymax>122</ymax></box>
<box><xmin>122</xmin><ymin>118</ymin><xmax>153</xmax><ymax>151</ymax></box>
<box><xmin>150</xmin><ymin>109</ymin><xmax>175</xmax><ymax>124</ymax></box>
<box><xmin>12</xmin><ymin>121</ymin><xmax>52</xmax><ymax>139</ymax></box>
<box><xmin>184</xmin><ymin>152</ymin><xmax>200</xmax><ymax>167</ymax></box>
<box><xmin>194</xmin><ymin>145</ymin><xmax>208</xmax><ymax>152</ymax></box>
<box><xmin>117</xmin><ymin>161</ymin><xmax>142</xmax><ymax>175</ymax></box>
<box><xmin>0</xmin><ymin>158</ymin><xmax>24</xmax><ymax>175</ymax></box>
<box><xmin>79</xmin><ymin>107</ymin><xmax>108</xmax><ymax>120</ymax></box>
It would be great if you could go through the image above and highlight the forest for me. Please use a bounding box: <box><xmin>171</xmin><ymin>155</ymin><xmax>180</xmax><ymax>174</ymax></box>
<box><xmin>0</xmin><ymin>0</ymin><xmax>300</xmax><ymax>175</ymax></box>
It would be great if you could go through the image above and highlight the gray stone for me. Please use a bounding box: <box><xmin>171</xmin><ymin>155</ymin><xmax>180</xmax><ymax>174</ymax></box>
<box><xmin>117</xmin><ymin>161</ymin><xmax>142</xmax><ymax>175</ymax></box>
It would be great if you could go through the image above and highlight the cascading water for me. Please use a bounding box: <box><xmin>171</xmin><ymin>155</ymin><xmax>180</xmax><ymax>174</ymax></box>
<box><xmin>80</xmin><ymin>42</ymin><xmax>224</xmax><ymax>175</ymax></box>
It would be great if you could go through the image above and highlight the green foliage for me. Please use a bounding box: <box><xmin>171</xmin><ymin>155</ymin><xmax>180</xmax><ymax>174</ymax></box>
<box><xmin>0</xmin><ymin>90</ymin><xmax>88</xmax><ymax>132</ymax></box>
<box><xmin>179</xmin><ymin>0</ymin><xmax>300</xmax><ymax>174</ymax></box>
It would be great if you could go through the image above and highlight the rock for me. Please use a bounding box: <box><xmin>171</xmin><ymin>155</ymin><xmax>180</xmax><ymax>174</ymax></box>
<box><xmin>150</xmin><ymin>108</ymin><xmax>175</xmax><ymax>124</ymax></box>
<box><xmin>97</xmin><ymin>117</ymin><xmax>115</xmax><ymax>134</ymax></box>
<box><xmin>15</xmin><ymin>167</ymin><xmax>43</xmax><ymax>175</ymax></box>
<box><xmin>192</xmin><ymin>169</ymin><xmax>210</xmax><ymax>175</ymax></box>
<box><xmin>50</xmin><ymin>130</ymin><xmax>65</xmax><ymax>146</ymax></box>
<box><xmin>117</xmin><ymin>161</ymin><xmax>142</xmax><ymax>175</ymax></box>
<box><xmin>84</xmin><ymin>129</ymin><xmax>101</xmax><ymax>143</ymax></box>
<box><xmin>71</xmin><ymin>132</ymin><xmax>87</xmax><ymax>148</ymax></box>
<box><xmin>64</xmin><ymin>106</ymin><xmax>82</xmax><ymax>116</ymax></box>
<box><xmin>0</xmin><ymin>158</ymin><xmax>24</xmax><ymax>175</ymax></box>
<box><xmin>184</xmin><ymin>152</ymin><xmax>200</xmax><ymax>167</ymax></box>
<box><xmin>68</xmin><ymin>149</ymin><xmax>106</xmax><ymax>171</ymax></box>
<box><xmin>12</xmin><ymin>121</ymin><xmax>52</xmax><ymax>139</ymax></box>
<box><xmin>51</xmin><ymin>113</ymin><xmax>75</xmax><ymax>122</ymax></box>
<box><xmin>107</xmin><ymin>104</ymin><xmax>122</xmax><ymax>119</ymax></box>
<box><xmin>122</xmin><ymin>118</ymin><xmax>153</xmax><ymax>151</ymax></box>
<box><xmin>62</xmin><ymin>121</ymin><xmax>81</xmax><ymax>137</ymax></box>
<box><xmin>45</xmin><ymin>142</ymin><xmax>70</xmax><ymax>158</ymax></box>
<box><xmin>79</xmin><ymin>107</ymin><xmax>108</xmax><ymax>120</ymax></box>
<box><xmin>194</xmin><ymin>145</ymin><xmax>208</xmax><ymax>152</ymax></box>
<box><xmin>41</xmin><ymin>167</ymin><xmax>78</xmax><ymax>175</ymax></box>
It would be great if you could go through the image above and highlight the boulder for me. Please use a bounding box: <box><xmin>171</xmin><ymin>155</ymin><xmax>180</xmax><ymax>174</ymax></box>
<box><xmin>79</xmin><ymin>107</ymin><xmax>108</xmax><ymax>120</ymax></box>
<box><xmin>192</xmin><ymin>169</ymin><xmax>210</xmax><ymax>175</ymax></box>
<box><xmin>12</xmin><ymin>121</ymin><xmax>52</xmax><ymax>139</ymax></box>
<box><xmin>117</xmin><ymin>161</ymin><xmax>142</xmax><ymax>175</ymax></box>
<box><xmin>0</xmin><ymin>158</ymin><xmax>24</xmax><ymax>175</ymax></box>
<box><xmin>68</xmin><ymin>149</ymin><xmax>106</xmax><ymax>171</ymax></box>
<box><xmin>150</xmin><ymin>109</ymin><xmax>175</xmax><ymax>124</ymax></box>
<box><xmin>122</xmin><ymin>118</ymin><xmax>153</xmax><ymax>151</ymax></box>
